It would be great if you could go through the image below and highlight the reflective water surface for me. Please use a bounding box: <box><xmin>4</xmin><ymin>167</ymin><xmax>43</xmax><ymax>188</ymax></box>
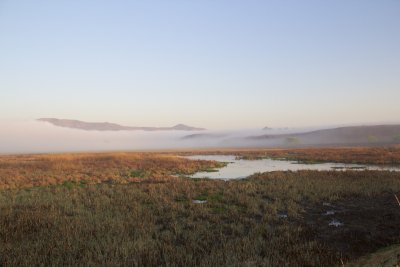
<box><xmin>184</xmin><ymin>155</ymin><xmax>400</xmax><ymax>180</ymax></box>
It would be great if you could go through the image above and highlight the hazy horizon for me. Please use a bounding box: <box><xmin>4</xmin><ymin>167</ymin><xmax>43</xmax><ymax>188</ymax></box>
<box><xmin>0</xmin><ymin>119</ymin><xmax>399</xmax><ymax>154</ymax></box>
<box><xmin>1</xmin><ymin>1</ymin><xmax>399</xmax><ymax>130</ymax></box>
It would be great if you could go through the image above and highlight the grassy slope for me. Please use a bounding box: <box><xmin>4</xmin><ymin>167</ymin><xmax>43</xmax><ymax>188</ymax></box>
<box><xmin>249</xmin><ymin>125</ymin><xmax>400</xmax><ymax>146</ymax></box>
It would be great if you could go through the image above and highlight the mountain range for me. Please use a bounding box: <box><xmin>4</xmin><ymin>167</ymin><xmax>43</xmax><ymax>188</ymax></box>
<box><xmin>38</xmin><ymin>118</ymin><xmax>205</xmax><ymax>131</ymax></box>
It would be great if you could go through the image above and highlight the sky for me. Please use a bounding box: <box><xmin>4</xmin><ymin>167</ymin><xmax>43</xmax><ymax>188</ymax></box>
<box><xmin>1</xmin><ymin>0</ymin><xmax>399</xmax><ymax>130</ymax></box>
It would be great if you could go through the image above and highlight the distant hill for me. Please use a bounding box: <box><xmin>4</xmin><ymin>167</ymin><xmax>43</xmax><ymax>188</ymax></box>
<box><xmin>248</xmin><ymin>125</ymin><xmax>400</xmax><ymax>146</ymax></box>
<box><xmin>262</xmin><ymin>127</ymin><xmax>291</xmax><ymax>131</ymax></box>
<box><xmin>181</xmin><ymin>133</ymin><xmax>227</xmax><ymax>140</ymax></box>
<box><xmin>37</xmin><ymin>118</ymin><xmax>205</xmax><ymax>131</ymax></box>
<box><xmin>171</xmin><ymin>124</ymin><xmax>205</xmax><ymax>131</ymax></box>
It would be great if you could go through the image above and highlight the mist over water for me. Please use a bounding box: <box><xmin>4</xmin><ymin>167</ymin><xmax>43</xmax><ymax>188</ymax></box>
<box><xmin>185</xmin><ymin>155</ymin><xmax>400</xmax><ymax>180</ymax></box>
<box><xmin>0</xmin><ymin>120</ymin><xmax>186</xmax><ymax>153</ymax></box>
<box><xmin>0</xmin><ymin>120</ymin><xmax>275</xmax><ymax>154</ymax></box>
<box><xmin>4</xmin><ymin>119</ymin><xmax>394</xmax><ymax>154</ymax></box>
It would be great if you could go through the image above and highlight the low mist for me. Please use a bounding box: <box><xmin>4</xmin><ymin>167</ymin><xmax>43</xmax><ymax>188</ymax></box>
<box><xmin>0</xmin><ymin>120</ymin><xmax>272</xmax><ymax>154</ymax></box>
<box><xmin>2</xmin><ymin>120</ymin><xmax>397</xmax><ymax>154</ymax></box>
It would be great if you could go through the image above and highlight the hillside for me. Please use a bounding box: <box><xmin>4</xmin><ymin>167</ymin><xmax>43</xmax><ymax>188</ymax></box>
<box><xmin>248</xmin><ymin>125</ymin><xmax>400</xmax><ymax>147</ymax></box>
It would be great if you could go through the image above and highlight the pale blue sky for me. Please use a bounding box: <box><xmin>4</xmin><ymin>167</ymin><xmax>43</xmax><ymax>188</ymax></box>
<box><xmin>1</xmin><ymin>0</ymin><xmax>399</xmax><ymax>129</ymax></box>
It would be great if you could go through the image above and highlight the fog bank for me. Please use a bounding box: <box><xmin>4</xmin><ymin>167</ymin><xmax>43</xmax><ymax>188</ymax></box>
<box><xmin>0</xmin><ymin>120</ymin><xmax>276</xmax><ymax>154</ymax></box>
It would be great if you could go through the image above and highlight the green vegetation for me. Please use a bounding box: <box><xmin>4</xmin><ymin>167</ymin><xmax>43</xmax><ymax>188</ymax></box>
<box><xmin>194</xmin><ymin>190</ymin><xmax>208</xmax><ymax>201</ymax></box>
<box><xmin>235</xmin><ymin>154</ymin><xmax>270</xmax><ymax>160</ymax></box>
<box><xmin>394</xmin><ymin>134</ymin><xmax>400</xmax><ymax>143</ymax></box>
<box><xmin>130</xmin><ymin>169</ymin><xmax>147</xmax><ymax>178</ymax></box>
<box><xmin>285</xmin><ymin>136</ymin><xmax>301</xmax><ymax>145</ymax></box>
<box><xmin>62</xmin><ymin>180</ymin><xmax>76</xmax><ymax>190</ymax></box>
<box><xmin>367</xmin><ymin>135</ymin><xmax>378</xmax><ymax>143</ymax></box>
<box><xmin>202</xmin><ymin>168</ymin><xmax>220</xmax><ymax>172</ymax></box>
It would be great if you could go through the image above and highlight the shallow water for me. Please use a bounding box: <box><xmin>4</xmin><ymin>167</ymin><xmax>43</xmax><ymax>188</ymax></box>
<box><xmin>184</xmin><ymin>155</ymin><xmax>400</xmax><ymax>180</ymax></box>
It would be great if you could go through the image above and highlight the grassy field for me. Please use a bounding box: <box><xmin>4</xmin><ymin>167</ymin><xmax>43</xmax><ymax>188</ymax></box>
<box><xmin>1</xmin><ymin>148</ymin><xmax>400</xmax><ymax>266</ymax></box>
<box><xmin>178</xmin><ymin>146</ymin><xmax>400</xmax><ymax>165</ymax></box>
<box><xmin>0</xmin><ymin>153</ymin><xmax>226</xmax><ymax>189</ymax></box>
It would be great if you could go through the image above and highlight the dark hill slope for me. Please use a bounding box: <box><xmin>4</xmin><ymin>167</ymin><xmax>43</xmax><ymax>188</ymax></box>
<box><xmin>248</xmin><ymin>125</ymin><xmax>400</xmax><ymax>146</ymax></box>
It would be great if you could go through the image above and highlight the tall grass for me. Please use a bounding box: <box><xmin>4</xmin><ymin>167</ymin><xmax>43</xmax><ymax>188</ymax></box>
<box><xmin>1</xmin><ymin>150</ymin><xmax>400</xmax><ymax>266</ymax></box>
<box><xmin>0</xmin><ymin>153</ymin><xmax>225</xmax><ymax>189</ymax></box>
<box><xmin>1</xmin><ymin>167</ymin><xmax>400</xmax><ymax>266</ymax></box>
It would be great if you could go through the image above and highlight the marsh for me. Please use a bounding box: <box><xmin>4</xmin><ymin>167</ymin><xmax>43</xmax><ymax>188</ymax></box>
<box><xmin>184</xmin><ymin>155</ymin><xmax>400</xmax><ymax>179</ymax></box>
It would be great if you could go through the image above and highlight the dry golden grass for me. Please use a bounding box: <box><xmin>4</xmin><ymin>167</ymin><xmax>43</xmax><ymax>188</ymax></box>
<box><xmin>1</xmin><ymin>149</ymin><xmax>400</xmax><ymax>266</ymax></box>
<box><xmin>1</xmin><ymin>170</ymin><xmax>400</xmax><ymax>266</ymax></box>
<box><xmin>0</xmin><ymin>152</ymin><xmax>225</xmax><ymax>189</ymax></box>
<box><xmin>178</xmin><ymin>146</ymin><xmax>400</xmax><ymax>165</ymax></box>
